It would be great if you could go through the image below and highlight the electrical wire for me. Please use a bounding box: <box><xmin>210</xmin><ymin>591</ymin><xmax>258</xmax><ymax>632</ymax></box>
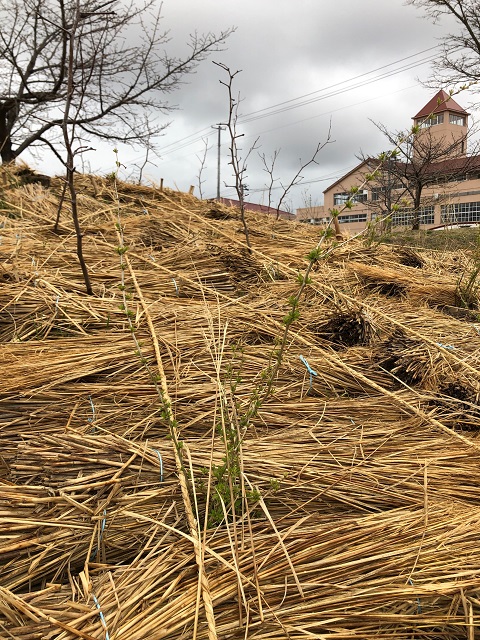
<box><xmin>238</xmin><ymin>54</ymin><xmax>438</xmax><ymax>124</ymax></box>
<box><xmin>156</xmin><ymin>46</ymin><xmax>440</xmax><ymax>157</ymax></box>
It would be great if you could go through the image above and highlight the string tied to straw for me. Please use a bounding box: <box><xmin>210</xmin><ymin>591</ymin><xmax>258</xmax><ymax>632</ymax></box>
<box><xmin>100</xmin><ymin>508</ymin><xmax>107</xmax><ymax>539</ymax></box>
<box><xmin>172</xmin><ymin>278</ymin><xmax>179</xmax><ymax>297</ymax></box>
<box><xmin>408</xmin><ymin>578</ymin><xmax>422</xmax><ymax>614</ymax></box>
<box><xmin>87</xmin><ymin>395</ymin><xmax>96</xmax><ymax>432</ymax></box>
<box><xmin>152</xmin><ymin>448</ymin><xmax>164</xmax><ymax>482</ymax></box>
<box><xmin>299</xmin><ymin>355</ymin><xmax>317</xmax><ymax>389</ymax></box>
<box><xmin>92</xmin><ymin>594</ymin><xmax>110</xmax><ymax>640</ymax></box>
<box><xmin>436</xmin><ymin>342</ymin><xmax>455</xmax><ymax>350</ymax></box>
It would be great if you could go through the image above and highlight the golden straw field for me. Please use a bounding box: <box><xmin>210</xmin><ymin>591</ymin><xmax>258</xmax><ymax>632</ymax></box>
<box><xmin>2</xmin><ymin>168</ymin><xmax>480</xmax><ymax>639</ymax></box>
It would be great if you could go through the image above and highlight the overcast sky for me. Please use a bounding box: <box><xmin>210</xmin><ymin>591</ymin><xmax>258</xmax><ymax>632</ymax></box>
<box><xmin>27</xmin><ymin>0</ymin><xmax>476</xmax><ymax>211</ymax></box>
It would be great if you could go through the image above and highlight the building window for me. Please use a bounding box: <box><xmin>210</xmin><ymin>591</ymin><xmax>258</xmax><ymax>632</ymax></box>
<box><xmin>391</xmin><ymin>206</ymin><xmax>435</xmax><ymax>226</ymax></box>
<box><xmin>333</xmin><ymin>193</ymin><xmax>349</xmax><ymax>206</ymax></box>
<box><xmin>441</xmin><ymin>202</ymin><xmax>480</xmax><ymax>223</ymax></box>
<box><xmin>333</xmin><ymin>190</ymin><xmax>368</xmax><ymax>205</ymax></box>
<box><xmin>416</xmin><ymin>113</ymin><xmax>444</xmax><ymax>128</ymax></box>
<box><xmin>308</xmin><ymin>216</ymin><xmax>330</xmax><ymax>225</ymax></box>
<box><xmin>337</xmin><ymin>213</ymin><xmax>368</xmax><ymax>224</ymax></box>
<box><xmin>449</xmin><ymin>113</ymin><xmax>466</xmax><ymax>126</ymax></box>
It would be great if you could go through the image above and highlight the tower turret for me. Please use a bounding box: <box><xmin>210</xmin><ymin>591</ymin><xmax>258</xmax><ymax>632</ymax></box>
<box><xmin>413</xmin><ymin>89</ymin><xmax>469</xmax><ymax>158</ymax></box>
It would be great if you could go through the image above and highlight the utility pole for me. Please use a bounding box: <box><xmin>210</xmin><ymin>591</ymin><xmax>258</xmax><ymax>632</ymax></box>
<box><xmin>212</xmin><ymin>123</ymin><xmax>226</xmax><ymax>199</ymax></box>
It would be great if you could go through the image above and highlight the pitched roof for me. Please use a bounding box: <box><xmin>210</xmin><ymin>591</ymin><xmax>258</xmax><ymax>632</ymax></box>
<box><xmin>421</xmin><ymin>154</ymin><xmax>480</xmax><ymax>177</ymax></box>
<box><xmin>323</xmin><ymin>158</ymin><xmax>377</xmax><ymax>194</ymax></box>
<box><xmin>414</xmin><ymin>89</ymin><xmax>469</xmax><ymax>119</ymax></box>
<box><xmin>324</xmin><ymin>155</ymin><xmax>480</xmax><ymax>195</ymax></box>
<box><xmin>219</xmin><ymin>198</ymin><xmax>294</xmax><ymax>219</ymax></box>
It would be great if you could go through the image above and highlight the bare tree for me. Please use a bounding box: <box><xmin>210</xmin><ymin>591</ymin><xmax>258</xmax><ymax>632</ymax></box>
<box><xmin>408</xmin><ymin>0</ymin><xmax>480</xmax><ymax>95</ymax></box>
<box><xmin>0</xmin><ymin>0</ymin><xmax>233</xmax><ymax>165</ymax></box>
<box><xmin>353</xmin><ymin>155</ymin><xmax>403</xmax><ymax>232</ymax></box>
<box><xmin>259</xmin><ymin>149</ymin><xmax>280</xmax><ymax>211</ymax></box>
<box><xmin>195</xmin><ymin>137</ymin><xmax>209</xmax><ymax>199</ymax></box>
<box><xmin>260</xmin><ymin>131</ymin><xmax>331</xmax><ymax>220</ymax></box>
<box><xmin>130</xmin><ymin>116</ymin><xmax>159</xmax><ymax>185</ymax></box>
<box><xmin>60</xmin><ymin>0</ymin><xmax>104</xmax><ymax>294</ymax></box>
<box><xmin>369</xmin><ymin>121</ymin><xmax>479</xmax><ymax>229</ymax></box>
<box><xmin>214</xmin><ymin>62</ymin><xmax>259</xmax><ymax>253</ymax></box>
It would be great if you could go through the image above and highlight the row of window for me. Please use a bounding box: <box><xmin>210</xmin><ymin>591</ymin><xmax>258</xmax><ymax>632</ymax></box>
<box><xmin>450</xmin><ymin>114</ymin><xmax>467</xmax><ymax>126</ymax></box>
<box><xmin>415</xmin><ymin>113</ymin><xmax>466</xmax><ymax>128</ymax></box>
<box><xmin>332</xmin><ymin>203</ymin><xmax>480</xmax><ymax>226</ymax></box>
<box><xmin>337</xmin><ymin>213</ymin><xmax>367</xmax><ymax>224</ymax></box>
<box><xmin>332</xmin><ymin>207</ymin><xmax>435</xmax><ymax>226</ymax></box>
<box><xmin>417</xmin><ymin>113</ymin><xmax>444</xmax><ymax>128</ymax></box>
<box><xmin>336</xmin><ymin>170</ymin><xmax>479</xmax><ymax>205</ymax></box>
<box><xmin>441</xmin><ymin>202</ymin><xmax>480</xmax><ymax>223</ymax></box>
<box><xmin>311</xmin><ymin>202</ymin><xmax>480</xmax><ymax>226</ymax></box>
<box><xmin>390</xmin><ymin>207</ymin><xmax>435</xmax><ymax>226</ymax></box>
<box><xmin>333</xmin><ymin>191</ymin><xmax>368</xmax><ymax>206</ymax></box>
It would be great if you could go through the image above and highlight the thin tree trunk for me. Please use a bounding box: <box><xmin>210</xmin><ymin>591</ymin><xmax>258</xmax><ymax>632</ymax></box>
<box><xmin>62</xmin><ymin>13</ymin><xmax>93</xmax><ymax>295</ymax></box>
<box><xmin>53</xmin><ymin>180</ymin><xmax>68</xmax><ymax>233</ymax></box>
<box><xmin>67</xmin><ymin>167</ymin><xmax>93</xmax><ymax>294</ymax></box>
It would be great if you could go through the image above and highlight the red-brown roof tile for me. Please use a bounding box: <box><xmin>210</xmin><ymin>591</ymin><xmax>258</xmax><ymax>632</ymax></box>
<box><xmin>219</xmin><ymin>198</ymin><xmax>294</xmax><ymax>219</ymax></box>
<box><xmin>414</xmin><ymin>89</ymin><xmax>469</xmax><ymax>119</ymax></box>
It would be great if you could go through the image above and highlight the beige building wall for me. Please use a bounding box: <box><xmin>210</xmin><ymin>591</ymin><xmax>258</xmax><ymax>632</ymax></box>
<box><xmin>296</xmin><ymin>168</ymin><xmax>480</xmax><ymax>233</ymax></box>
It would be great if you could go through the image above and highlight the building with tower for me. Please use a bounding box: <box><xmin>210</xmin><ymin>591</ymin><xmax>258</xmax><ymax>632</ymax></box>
<box><xmin>296</xmin><ymin>90</ymin><xmax>480</xmax><ymax>231</ymax></box>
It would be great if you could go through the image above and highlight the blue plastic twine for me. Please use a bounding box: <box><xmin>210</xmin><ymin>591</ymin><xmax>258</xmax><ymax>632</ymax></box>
<box><xmin>87</xmin><ymin>395</ymin><xmax>96</xmax><ymax>432</ymax></box>
<box><xmin>172</xmin><ymin>278</ymin><xmax>179</xmax><ymax>297</ymax></box>
<box><xmin>92</xmin><ymin>594</ymin><xmax>110</xmax><ymax>640</ymax></box>
<box><xmin>88</xmin><ymin>395</ymin><xmax>95</xmax><ymax>419</ymax></box>
<box><xmin>436</xmin><ymin>342</ymin><xmax>455</xmax><ymax>350</ymax></box>
<box><xmin>152</xmin><ymin>448</ymin><xmax>164</xmax><ymax>482</ymax></box>
<box><xmin>299</xmin><ymin>355</ymin><xmax>317</xmax><ymax>389</ymax></box>
<box><xmin>408</xmin><ymin>578</ymin><xmax>422</xmax><ymax>614</ymax></box>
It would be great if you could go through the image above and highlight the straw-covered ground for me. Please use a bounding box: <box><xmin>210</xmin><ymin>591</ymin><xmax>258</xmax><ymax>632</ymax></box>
<box><xmin>2</xmin><ymin>167</ymin><xmax>480</xmax><ymax>639</ymax></box>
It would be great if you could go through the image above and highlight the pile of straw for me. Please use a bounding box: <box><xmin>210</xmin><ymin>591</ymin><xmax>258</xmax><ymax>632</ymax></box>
<box><xmin>310</xmin><ymin>308</ymin><xmax>378</xmax><ymax>349</ymax></box>
<box><xmin>2</xmin><ymin>168</ymin><xmax>480</xmax><ymax>638</ymax></box>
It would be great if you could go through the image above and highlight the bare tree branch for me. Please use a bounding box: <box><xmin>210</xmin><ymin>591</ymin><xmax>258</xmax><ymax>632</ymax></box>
<box><xmin>408</xmin><ymin>0</ymin><xmax>480</xmax><ymax>96</ymax></box>
<box><xmin>215</xmin><ymin>61</ymin><xmax>259</xmax><ymax>253</ymax></box>
<box><xmin>261</xmin><ymin>124</ymin><xmax>332</xmax><ymax>220</ymax></box>
<box><xmin>195</xmin><ymin>137</ymin><xmax>209</xmax><ymax>199</ymax></box>
<box><xmin>0</xmin><ymin>0</ymin><xmax>234</xmax><ymax>163</ymax></box>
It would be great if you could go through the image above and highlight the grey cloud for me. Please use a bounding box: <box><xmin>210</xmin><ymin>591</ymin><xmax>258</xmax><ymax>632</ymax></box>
<box><xmin>25</xmin><ymin>0</ymin><xmax>472</xmax><ymax>210</ymax></box>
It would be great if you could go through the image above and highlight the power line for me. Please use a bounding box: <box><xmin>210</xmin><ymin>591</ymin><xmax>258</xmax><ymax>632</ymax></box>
<box><xmin>237</xmin><ymin>54</ymin><xmax>438</xmax><ymax>124</ymax></box>
<box><xmin>237</xmin><ymin>45</ymin><xmax>439</xmax><ymax>122</ymax></box>
<box><xmin>129</xmin><ymin>50</ymin><xmax>436</xmax><ymax>166</ymax></box>
<box><xmin>156</xmin><ymin>46</ymin><xmax>440</xmax><ymax>157</ymax></box>
<box><xmin>238</xmin><ymin>82</ymin><xmax>420</xmax><ymax>143</ymax></box>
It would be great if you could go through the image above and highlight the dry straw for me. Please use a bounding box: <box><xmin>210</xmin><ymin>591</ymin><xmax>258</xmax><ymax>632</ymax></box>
<box><xmin>1</xmin><ymin>169</ymin><xmax>480</xmax><ymax>637</ymax></box>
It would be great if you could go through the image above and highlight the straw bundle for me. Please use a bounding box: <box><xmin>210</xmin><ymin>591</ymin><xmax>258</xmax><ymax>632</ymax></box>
<box><xmin>309</xmin><ymin>307</ymin><xmax>378</xmax><ymax>349</ymax></box>
<box><xmin>397</xmin><ymin>247</ymin><xmax>425</xmax><ymax>268</ymax></box>
<box><xmin>350</xmin><ymin>261</ymin><xmax>460</xmax><ymax>307</ymax></box>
